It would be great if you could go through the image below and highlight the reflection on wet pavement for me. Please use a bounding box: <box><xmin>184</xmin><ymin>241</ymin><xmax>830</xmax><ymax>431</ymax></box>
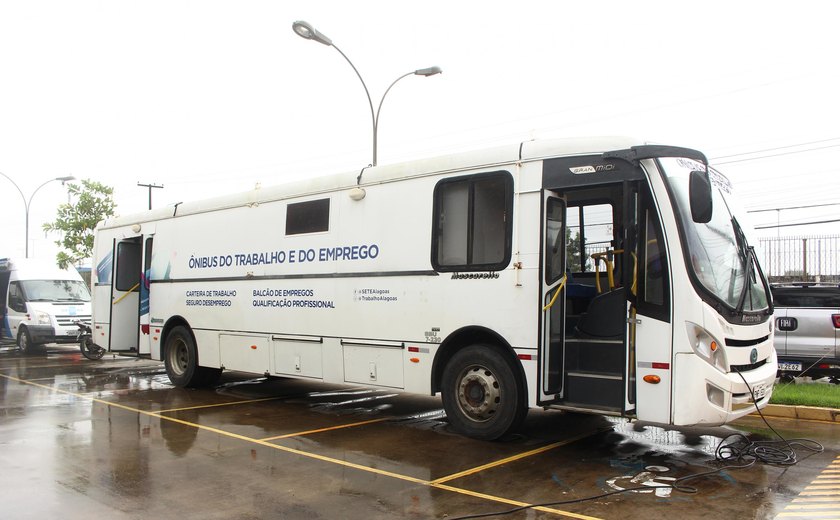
<box><xmin>2</xmin><ymin>344</ymin><xmax>838</xmax><ymax>519</ymax></box>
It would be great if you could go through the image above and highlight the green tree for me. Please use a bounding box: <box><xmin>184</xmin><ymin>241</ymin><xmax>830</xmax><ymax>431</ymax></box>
<box><xmin>43</xmin><ymin>179</ymin><xmax>116</xmax><ymax>268</ymax></box>
<box><xmin>566</xmin><ymin>228</ymin><xmax>582</xmax><ymax>271</ymax></box>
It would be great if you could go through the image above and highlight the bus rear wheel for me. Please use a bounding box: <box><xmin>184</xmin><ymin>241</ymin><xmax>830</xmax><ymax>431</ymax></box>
<box><xmin>441</xmin><ymin>345</ymin><xmax>526</xmax><ymax>440</ymax></box>
<box><xmin>164</xmin><ymin>325</ymin><xmax>221</xmax><ymax>387</ymax></box>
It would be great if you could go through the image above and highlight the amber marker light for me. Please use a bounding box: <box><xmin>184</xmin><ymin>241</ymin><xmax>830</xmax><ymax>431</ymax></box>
<box><xmin>710</xmin><ymin>341</ymin><xmax>718</xmax><ymax>352</ymax></box>
<box><xmin>643</xmin><ymin>375</ymin><xmax>661</xmax><ymax>384</ymax></box>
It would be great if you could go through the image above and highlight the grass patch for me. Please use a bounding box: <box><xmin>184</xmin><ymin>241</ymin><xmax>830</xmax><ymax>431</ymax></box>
<box><xmin>770</xmin><ymin>381</ymin><xmax>840</xmax><ymax>408</ymax></box>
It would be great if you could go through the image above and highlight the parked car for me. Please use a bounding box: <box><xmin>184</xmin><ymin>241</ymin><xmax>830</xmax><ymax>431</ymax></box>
<box><xmin>771</xmin><ymin>282</ymin><xmax>840</xmax><ymax>383</ymax></box>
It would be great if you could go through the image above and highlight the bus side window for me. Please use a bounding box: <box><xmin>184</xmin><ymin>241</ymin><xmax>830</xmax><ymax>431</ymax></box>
<box><xmin>432</xmin><ymin>171</ymin><xmax>513</xmax><ymax>272</ymax></box>
<box><xmin>286</xmin><ymin>198</ymin><xmax>330</xmax><ymax>235</ymax></box>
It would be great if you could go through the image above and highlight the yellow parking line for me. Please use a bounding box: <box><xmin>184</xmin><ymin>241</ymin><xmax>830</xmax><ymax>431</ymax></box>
<box><xmin>0</xmin><ymin>372</ymin><xmax>603</xmax><ymax>519</ymax></box>
<box><xmin>432</xmin><ymin>482</ymin><xmax>602</xmax><ymax>520</ymax></box>
<box><xmin>152</xmin><ymin>412</ymin><xmax>429</xmax><ymax>484</ymax></box>
<box><xmin>777</xmin><ymin>512</ymin><xmax>840</xmax><ymax>517</ymax></box>
<box><xmin>158</xmin><ymin>396</ymin><xmax>284</xmax><ymax>413</ymax></box>
<box><xmin>0</xmin><ymin>373</ymin><xmax>426</xmax><ymax>484</ymax></box>
<box><xmin>432</xmin><ymin>428</ymin><xmax>613</xmax><ymax>485</ymax></box>
<box><xmin>260</xmin><ymin>418</ymin><xmax>389</xmax><ymax>441</ymax></box>
<box><xmin>786</xmin><ymin>503</ymin><xmax>840</xmax><ymax>510</ymax></box>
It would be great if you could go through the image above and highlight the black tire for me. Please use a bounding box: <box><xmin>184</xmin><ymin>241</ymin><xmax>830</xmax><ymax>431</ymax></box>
<box><xmin>441</xmin><ymin>345</ymin><xmax>527</xmax><ymax>440</ymax></box>
<box><xmin>80</xmin><ymin>337</ymin><xmax>106</xmax><ymax>360</ymax></box>
<box><xmin>163</xmin><ymin>325</ymin><xmax>220</xmax><ymax>387</ymax></box>
<box><xmin>779</xmin><ymin>373</ymin><xmax>796</xmax><ymax>384</ymax></box>
<box><xmin>17</xmin><ymin>328</ymin><xmax>39</xmax><ymax>354</ymax></box>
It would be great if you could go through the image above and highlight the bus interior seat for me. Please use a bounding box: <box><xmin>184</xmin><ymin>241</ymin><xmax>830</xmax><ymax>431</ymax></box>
<box><xmin>574</xmin><ymin>287</ymin><xmax>625</xmax><ymax>339</ymax></box>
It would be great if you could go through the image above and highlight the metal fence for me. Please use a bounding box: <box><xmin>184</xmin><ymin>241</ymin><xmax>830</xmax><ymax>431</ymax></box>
<box><xmin>758</xmin><ymin>235</ymin><xmax>840</xmax><ymax>283</ymax></box>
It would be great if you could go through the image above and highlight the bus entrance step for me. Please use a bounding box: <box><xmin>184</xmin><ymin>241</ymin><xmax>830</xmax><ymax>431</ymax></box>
<box><xmin>564</xmin><ymin>371</ymin><xmax>623</xmax><ymax>409</ymax></box>
<box><xmin>564</xmin><ymin>338</ymin><xmax>624</xmax><ymax>374</ymax></box>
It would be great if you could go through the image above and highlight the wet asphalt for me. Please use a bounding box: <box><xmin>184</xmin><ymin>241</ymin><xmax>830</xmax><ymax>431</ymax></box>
<box><xmin>1</xmin><ymin>342</ymin><xmax>838</xmax><ymax>519</ymax></box>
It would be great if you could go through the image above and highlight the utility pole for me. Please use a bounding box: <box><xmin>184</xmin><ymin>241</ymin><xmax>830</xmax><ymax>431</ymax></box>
<box><xmin>137</xmin><ymin>182</ymin><xmax>164</xmax><ymax>210</ymax></box>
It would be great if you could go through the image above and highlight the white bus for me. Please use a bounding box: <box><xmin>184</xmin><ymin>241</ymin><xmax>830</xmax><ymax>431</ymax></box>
<box><xmin>90</xmin><ymin>137</ymin><xmax>776</xmax><ymax>439</ymax></box>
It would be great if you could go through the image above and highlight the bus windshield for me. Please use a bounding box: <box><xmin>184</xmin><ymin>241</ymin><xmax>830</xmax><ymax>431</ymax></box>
<box><xmin>20</xmin><ymin>279</ymin><xmax>91</xmax><ymax>302</ymax></box>
<box><xmin>658</xmin><ymin>157</ymin><xmax>770</xmax><ymax>317</ymax></box>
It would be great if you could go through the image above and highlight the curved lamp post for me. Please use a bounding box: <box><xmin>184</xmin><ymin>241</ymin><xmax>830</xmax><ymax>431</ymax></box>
<box><xmin>292</xmin><ymin>20</ymin><xmax>441</xmax><ymax>167</ymax></box>
<box><xmin>0</xmin><ymin>171</ymin><xmax>76</xmax><ymax>257</ymax></box>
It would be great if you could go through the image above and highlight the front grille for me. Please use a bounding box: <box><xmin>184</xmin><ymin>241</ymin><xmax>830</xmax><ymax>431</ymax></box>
<box><xmin>56</xmin><ymin>315</ymin><xmax>91</xmax><ymax>327</ymax></box>
<box><xmin>725</xmin><ymin>335</ymin><xmax>770</xmax><ymax>347</ymax></box>
<box><xmin>731</xmin><ymin>358</ymin><xmax>767</xmax><ymax>372</ymax></box>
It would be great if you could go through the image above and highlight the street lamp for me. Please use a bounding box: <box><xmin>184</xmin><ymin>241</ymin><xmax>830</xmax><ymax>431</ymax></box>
<box><xmin>292</xmin><ymin>20</ymin><xmax>441</xmax><ymax>168</ymax></box>
<box><xmin>0</xmin><ymin>171</ymin><xmax>76</xmax><ymax>258</ymax></box>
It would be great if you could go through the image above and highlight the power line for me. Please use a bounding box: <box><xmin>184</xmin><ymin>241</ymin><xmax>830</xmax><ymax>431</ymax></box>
<box><xmin>755</xmin><ymin>218</ymin><xmax>840</xmax><ymax>230</ymax></box>
<box><xmin>710</xmin><ymin>137</ymin><xmax>840</xmax><ymax>160</ymax></box>
<box><xmin>748</xmin><ymin>202</ymin><xmax>840</xmax><ymax>213</ymax></box>
<box><xmin>713</xmin><ymin>143</ymin><xmax>840</xmax><ymax>165</ymax></box>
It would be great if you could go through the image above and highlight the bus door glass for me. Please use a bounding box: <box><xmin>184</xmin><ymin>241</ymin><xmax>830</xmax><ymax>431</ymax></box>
<box><xmin>138</xmin><ymin>236</ymin><xmax>153</xmax><ymax>355</ymax></box>
<box><xmin>630</xmin><ymin>183</ymin><xmax>673</xmax><ymax>423</ymax></box>
<box><xmin>110</xmin><ymin>237</ymin><xmax>142</xmax><ymax>352</ymax></box>
<box><xmin>540</xmin><ymin>194</ymin><xmax>566</xmax><ymax>401</ymax></box>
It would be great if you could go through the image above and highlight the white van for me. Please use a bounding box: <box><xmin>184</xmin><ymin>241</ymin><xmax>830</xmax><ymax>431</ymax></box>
<box><xmin>0</xmin><ymin>258</ymin><xmax>92</xmax><ymax>352</ymax></box>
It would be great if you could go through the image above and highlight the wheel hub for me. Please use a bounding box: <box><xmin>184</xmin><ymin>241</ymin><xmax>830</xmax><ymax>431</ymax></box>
<box><xmin>457</xmin><ymin>365</ymin><xmax>501</xmax><ymax>422</ymax></box>
<box><xmin>168</xmin><ymin>339</ymin><xmax>188</xmax><ymax>375</ymax></box>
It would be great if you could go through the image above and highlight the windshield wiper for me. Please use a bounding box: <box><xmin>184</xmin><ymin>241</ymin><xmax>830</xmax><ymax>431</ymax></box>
<box><xmin>731</xmin><ymin>216</ymin><xmax>773</xmax><ymax>315</ymax></box>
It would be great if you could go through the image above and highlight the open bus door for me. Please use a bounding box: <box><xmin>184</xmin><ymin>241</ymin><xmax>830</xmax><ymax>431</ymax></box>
<box><xmin>106</xmin><ymin>230</ymin><xmax>154</xmax><ymax>355</ymax></box>
<box><xmin>539</xmin><ymin>193</ymin><xmax>567</xmax><ymax>403</ymax></box>
<box><xmin>92</xmin><ymin>232</ymin><xmax>154</xmax><ymax>355</ymax></box>
<box><xmin>540</xmin><ymin>187</ymin><xmax>629</xmax><ymax>413</ymax></box>
<box><xmin>109</xmin><ymin>237</ymin><xmax>142</xmax><ymax>353</ymax></box>
<box><xmin>630</xmin><ymin>185</ymin><xmax>674</xmax><ymax>423</ymax></box>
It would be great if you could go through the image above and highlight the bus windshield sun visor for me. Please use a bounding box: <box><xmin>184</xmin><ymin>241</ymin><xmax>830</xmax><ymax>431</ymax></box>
<box><xmin>602</xmin><ymin>145</ymin><xmax>709</xmax><ymax>167</ymax></box>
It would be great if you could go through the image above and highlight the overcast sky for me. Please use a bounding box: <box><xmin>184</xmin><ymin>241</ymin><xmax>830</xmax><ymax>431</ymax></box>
<box><xmin>1</xmin><ymin>0</ymin><xmax>839</xmax><ymax>262</ymax></box>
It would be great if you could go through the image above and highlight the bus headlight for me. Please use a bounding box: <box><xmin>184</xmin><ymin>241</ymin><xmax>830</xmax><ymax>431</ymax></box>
<box><xmin>686</xmin><ymin>322</ymin><xmax>728</xmax><ymax>373</ymax></box>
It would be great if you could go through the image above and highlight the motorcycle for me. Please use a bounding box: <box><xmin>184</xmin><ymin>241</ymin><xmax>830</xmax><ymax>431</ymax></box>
<box><xmin>75</xmin><ymin>320</ymin><xmax>106</xmax><ymax>360</ymax></box>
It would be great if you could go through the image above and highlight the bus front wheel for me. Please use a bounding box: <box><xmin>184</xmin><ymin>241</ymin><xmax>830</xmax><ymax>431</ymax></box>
<box><xmin>441</xmin><ymin>345</ymin><xmax>526</xmax><ymax>440</ymax></box>
<box><xmin>164</xmin><ymin>326</ymin><xmax>221</xmax><ymax>387</ymax></box>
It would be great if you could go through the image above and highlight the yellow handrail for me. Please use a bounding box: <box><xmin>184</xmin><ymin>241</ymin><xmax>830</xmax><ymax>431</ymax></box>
<box><xmin>591</xmin><ymin>249</ymin><xmax>623</xmax><ymax>293</ymax></box>
<box><xmin>542</xmin><ymin>274</ymin><xmax>568</xmax><ymax>311</ymax></box>
<box><xmin>113</xmin><ymin>283</ymin><xmax>140</xmax><ymax>305</ymax></box>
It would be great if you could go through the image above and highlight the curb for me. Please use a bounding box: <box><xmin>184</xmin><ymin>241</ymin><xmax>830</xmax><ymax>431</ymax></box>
<box><xmin>754</xmin><ymin>404</ymin><xmax>840</xmax><ymax>423</ymax></box>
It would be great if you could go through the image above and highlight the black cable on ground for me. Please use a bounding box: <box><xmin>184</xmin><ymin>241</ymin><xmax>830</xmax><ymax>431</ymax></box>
<box><xmin>449</xmin><ymin>371</ymin><xmax>824</xmax><ymax>520</ymax></box>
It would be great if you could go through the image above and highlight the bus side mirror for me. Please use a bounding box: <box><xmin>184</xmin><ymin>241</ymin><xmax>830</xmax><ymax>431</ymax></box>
<box><xmin>689</xmin><ymin>170</ymin><xmax>713</xmax><ymax>224</ymax></box>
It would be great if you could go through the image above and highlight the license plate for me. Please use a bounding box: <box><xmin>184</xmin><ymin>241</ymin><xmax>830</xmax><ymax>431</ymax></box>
<box><xmin>778</xmin><ymin>362</ymin><xmax>802</xmax><ymax>372</ymax></box>
<box><xmin>752</xmin><ymin>383</ymin><xmax>768</xmax><ymax>400</ymax></box>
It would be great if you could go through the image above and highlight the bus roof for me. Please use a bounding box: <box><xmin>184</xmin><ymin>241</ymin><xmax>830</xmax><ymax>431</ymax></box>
<box><xmin>97</xmin><ymin>136</ymin><xmax>644</xmax><ymax>230</ymax></box>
